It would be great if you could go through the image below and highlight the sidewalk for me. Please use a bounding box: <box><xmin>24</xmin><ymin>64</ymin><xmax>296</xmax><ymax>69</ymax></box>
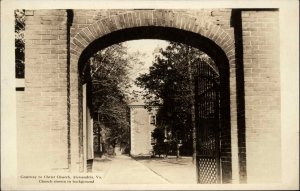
<box><xmin>92</xmin><ymin>155</ymin><xmax>169</xmax><ymax>184</ymax></box>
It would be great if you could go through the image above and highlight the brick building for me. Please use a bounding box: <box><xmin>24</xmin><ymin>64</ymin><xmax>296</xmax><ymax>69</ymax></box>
<box><xmin>128</xmin><ymin>101</ymin><xmax>158</xmax><ymax>157</ymax></box>
<box><xmin>14</xmin><ymin>8</ymin><xmax>283</xmax><ymax>184</ymax></box>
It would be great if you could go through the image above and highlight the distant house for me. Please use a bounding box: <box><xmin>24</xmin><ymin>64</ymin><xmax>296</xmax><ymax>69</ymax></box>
<box><xmin>128</xmin><ymin>100</ymin><xmax>159</xmax><ymax>157</ymax></box>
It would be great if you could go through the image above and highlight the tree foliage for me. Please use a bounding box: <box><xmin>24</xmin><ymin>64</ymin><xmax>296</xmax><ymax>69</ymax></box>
<box><xmin>151</xmin><ymin>127</ymin><xmax>165</xmax><ymax>144</ymax></box>
<box><xmin>136</xmin><ymin>42</ymin><xmax>217</xmax><ymax>154</ymax></box>
<box><xmin>15</xmin><ymin>9</ymin><xmax>25</xmax><ymax>78</ymax></box>
<box><xmin>89</xmin><ymin>44</ymin><xmax>132</xmax><ymax>154</ymax></box>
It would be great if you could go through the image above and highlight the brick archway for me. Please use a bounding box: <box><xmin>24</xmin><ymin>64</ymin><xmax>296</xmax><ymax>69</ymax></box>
<box><xmin>19</xmin><ymin>8</ymin><xmax>281</xmax><ymax>184</ymax></box>
<box><xmin>71</xmin><ymin>11</ymin><xmax>235</xmax><ymax>62</ymax></box>
<box><xmin>69</xmin><ymin>10</ymin><xmax>237</xmax><ymax>183</ymax></box>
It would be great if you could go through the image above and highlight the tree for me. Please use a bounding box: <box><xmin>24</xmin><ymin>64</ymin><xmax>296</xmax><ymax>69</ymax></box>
<box><xmin>136</xmin><ymin>41</ymin><xmax>218</xmax><ymax>160</ymax></box>
<box><xmin>89</xmin><ymin>43</ymin><xmax>133</xmax><ymax>155</ymax></box>
<box><xmin>15</xmin><ymin>9</ymin><xmax>25</xmax><ymax>78</ymax></box>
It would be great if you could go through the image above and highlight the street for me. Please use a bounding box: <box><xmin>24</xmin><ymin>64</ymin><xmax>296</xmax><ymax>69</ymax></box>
<box><xmin>92</xmin><ymin>155</ymin><xmax>196</xmax><ymax>184</ymax></box>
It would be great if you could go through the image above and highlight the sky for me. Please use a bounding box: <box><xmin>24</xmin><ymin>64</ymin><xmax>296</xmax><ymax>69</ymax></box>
<box><xmin>124</xmin><ymin>39</ymin><xmax>169</xmax><ymax>75</ymax></box>
<box><xmin>123</xmin><ymin>39</ymin><xmax>170</xmax><ymax>94</ymax></box>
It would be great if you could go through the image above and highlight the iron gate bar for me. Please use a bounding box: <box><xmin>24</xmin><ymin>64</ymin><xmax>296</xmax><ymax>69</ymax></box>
<box><xmin>194</xmin><ymin>60</ymin><xmax>221</xmax><ymax>184</ymax></box>
<box><xmin>194</xmin><ymin>75</ymin><xmax>200</xmax><ymax>183</ymax></box>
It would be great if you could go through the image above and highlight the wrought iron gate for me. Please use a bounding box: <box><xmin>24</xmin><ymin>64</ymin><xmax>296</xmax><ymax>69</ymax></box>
<box><xmin>194</xmin><ymin>60</ymin><xmax>221</xmax><ymax>184</ymax></box>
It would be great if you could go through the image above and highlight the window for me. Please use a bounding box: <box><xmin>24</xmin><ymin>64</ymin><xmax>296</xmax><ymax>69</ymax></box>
<box><xmin>149</xmin><ymin>115</ymin><xmax>156</xmax><ymax>125</ymax></box>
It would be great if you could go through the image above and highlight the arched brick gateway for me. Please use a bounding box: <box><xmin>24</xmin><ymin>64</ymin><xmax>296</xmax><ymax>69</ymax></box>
<box><xmin>70</xmin><ymin>11</ymin><xmax>236</xmax><ymax>184</ymax></box>
<box><xmin>19</xmin><ymin>9</ymin><xmax>281</xmax><ymax>184</ymax></box>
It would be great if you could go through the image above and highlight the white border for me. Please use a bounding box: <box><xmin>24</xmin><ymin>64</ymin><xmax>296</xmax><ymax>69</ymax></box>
<box><xmin>1</xmin><ymin>0</ymin><xmax>299</xmax><ymax>190</ymax></box>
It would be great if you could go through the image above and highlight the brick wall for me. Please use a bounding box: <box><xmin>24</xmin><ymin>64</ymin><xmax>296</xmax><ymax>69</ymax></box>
<box><xmin>20</xmin><ymin>10</ymin><xmax>69</xmax><ymax>172</ymax></box>
<box><xmin>19</xmin><ymin>9</ymin><xmax>281</xmax><ymax>184</ymax></box>
<box><xmin>70</xmin><ymin>9</ymin><xmax>234</xmax><ymax>38</ymax></box>
<box><xmin>16</xmin><ymin>89</ymin><xmax>25</xmax><ymax>172</ymax></box>
<box><xmin>242</xmin><ymin>10</ymin><xmax>281</xmax><ymax>183</ymax></box>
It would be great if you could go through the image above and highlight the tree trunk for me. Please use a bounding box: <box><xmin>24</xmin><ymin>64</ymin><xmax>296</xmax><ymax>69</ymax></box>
<box><xmin>97</xmin><ymin>114</ymin><xmax>101</xmax><ymax>153</ymax></box>
<box><xmin>98</xmin><ymin>127</ymin><xmax>101</xmax><ymax>153</ymax></box>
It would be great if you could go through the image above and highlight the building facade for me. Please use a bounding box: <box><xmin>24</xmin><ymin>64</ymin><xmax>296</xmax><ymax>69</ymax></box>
<box><xmin>129</xmin><ymin>101</ymin><xmax>158</xmax><ymax>157</ymax></box>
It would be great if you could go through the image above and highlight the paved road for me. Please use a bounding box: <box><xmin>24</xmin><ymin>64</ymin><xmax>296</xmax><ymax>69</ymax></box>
<box><xmin>137</xmin><ymin>156</ymin><xmax>197</xmax><ymax>184</ymax></box>
<box><xmin>92</xmin><ymin>155</ymin><xmax>169</xmax><ymax>184</ymax></box>
<box><xmin>92</xmin><ymin>155</ymin><xmax>197</xmax><ymax>184</ymax></box>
